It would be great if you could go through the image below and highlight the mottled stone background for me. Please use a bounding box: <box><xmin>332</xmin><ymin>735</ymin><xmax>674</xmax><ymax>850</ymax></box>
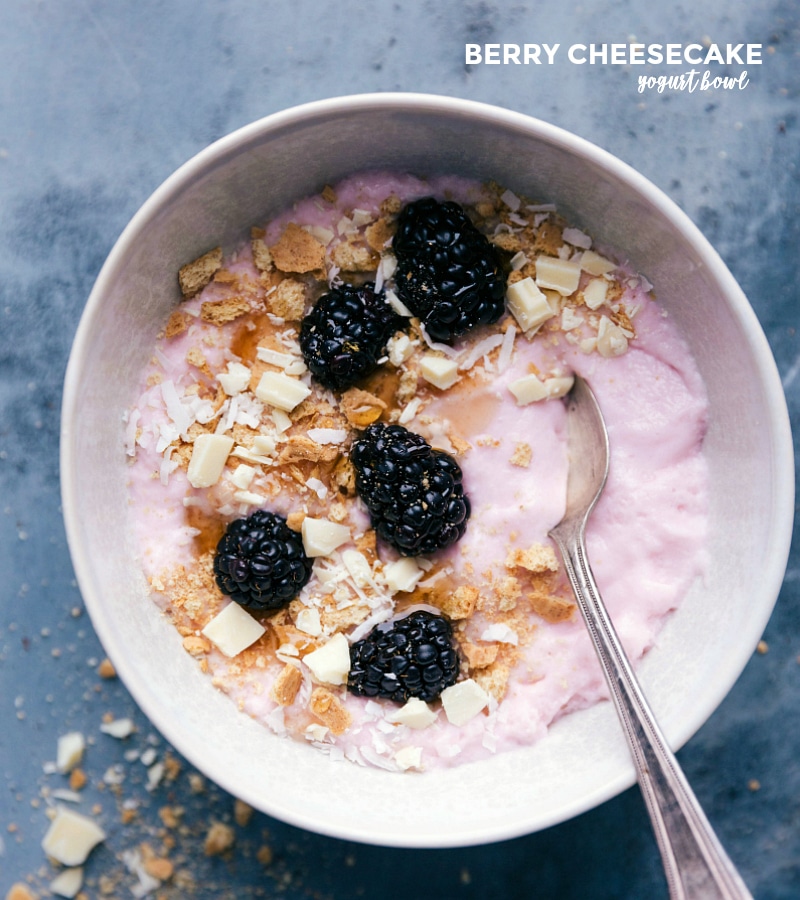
<box><xmin>1</xmin><ymin>2</ymin><xmax>797</xmax><ymax>897</ymax></box>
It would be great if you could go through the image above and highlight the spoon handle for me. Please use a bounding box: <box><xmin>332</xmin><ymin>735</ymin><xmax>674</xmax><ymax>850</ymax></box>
<box><xmin>550</xmin><ymin>525</ymin><xmax>753</xmax><ymax>900</ymax></box>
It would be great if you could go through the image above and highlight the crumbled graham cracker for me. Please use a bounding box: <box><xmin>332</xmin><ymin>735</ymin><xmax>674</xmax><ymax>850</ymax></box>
<box><xmin>380</xmin><ymin>193</ymin><xmax>402</xmax><ymax>215</ymax></box>
<box><xmin>331</xmin><ymin>239</ymin><xmax>379</xmax><ymax>272</ymax></box>
<box><xmin>179</xmin><ymin>246</ymin><xmax>223</xmax><ymax>298</ymax></box>
<box><xmin>286</xmin><ymin>511</ymin><xmax>305</xmax><ymax>532</ymax></box>
<box><xmin>200</xmin><ymin>295</ymin><xmax>251</xmax><ymax>325</ymax></box>
<box><xmin>365</xmin><ymin>216</ymin><xmax>396</xmax><ymax>252</ymax></box>
<box><xmin>269</xmin><ymin>278</ymin><xmax>306</xmax><ymax>319</ymax></box>
<box><xmin>182</xmin><ymin>635</ymin><xmax>211</xmax><ymax>657</ymax></box>
<box><xmin>505</xmin><ymin>543</ymin><xmax>559</xmax><ymax>574</ymax></box>
<box><xmin>496</xmin><ymin>575</ymin><xmax>521</xmax><ymax>611</ymax></box>
<box><xmin>473</xmin><ymin>661</ymin><xmax>510</xmax><ymax>701</ymax></box>
<box><xmin>533</xmin><ymin>221</ymin><xmax>563</xmax><ymax>255</ymax></box>
<box><xmin>355</xmin><ymin>529</ymin><xmax>377</xmax><ymax>561</ymax></box>
<box><xmin>461</xmin><ymin>641</ymin><xmax>499</xmax><ymax>670</ymax></box>
<box><xmin>309</xmin><ymin>687</ymin><xmax>352</xmax><ymax>735</ymax></box>
<box><xmin>436</xmin><ymin>584</ymin><xmax>478</xmax><ymax>620</ymax></box>
<box><xmin>339</xmin><ymin>387</ymin><xmax>386</xmax><ymax>426</ymax></box>
<box><xmin>251</xmin><ymin>227</ymin><xmax>274</xmax><ymax>273</ymax></box>
<box><xmin>510</xmin><ymin>442</ymin><xmax>532</xmax><ymax>468</ymax></box>
<box><xmin>321</xmin><ymin>184</ymin><xmax>337</xmax><ymax>204</ymax></box>
<box><xmin>528</xmin><ymin>590</ymin><xmax>575</xmax><ymax>623</ymax></box>
<box><xmin>186</xmin><ymin>346</ymin><xmax>210</xmax><ymax>374</ymax></box>
<box><xmin>490</xmin><ymin>232</ymin><xmax>524</xmax><ymax>253</ymax></box>
<box><xmin>270</xmin><ymin>222</ymin><xmax>326</xmax><ymax>274</ymax></box>
<box><xmin>204</xmin><ymin>820</ymin><xmax>235</xmax><ymax>856</ymax></box>
<box><xmin>331</xmin><ymin>456</ymin><xmax>356</xmax><ymax>496</ymax></box>
<box><xmin>278</xmin><ymin>435</ymin><xmax>338</xmax><ymax>464</ymax></box>
<box><xmin>271</xmin><ymin>664</ymin><xmax>303</xmax><ymax>706</ymax></box>
<box><xmin>165</xmin><ymin>309</ymin><xmax>189</xmax><ymax>338</ymax></box>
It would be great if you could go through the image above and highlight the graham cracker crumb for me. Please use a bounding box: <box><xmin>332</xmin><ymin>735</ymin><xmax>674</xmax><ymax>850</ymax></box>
<box><xmin>234</xmin><ymin>798</ymin><xmax>254</xmax><ymax>827</ymax></box>
<box><xmin>331</xmin><ymin>239</ymin><xmax>379</xmax><ymax>272</ymax></box>
<box><xmin>271</xmin><ymin>663</ymin><xmax>303</xmax><ymax>706</ymax></box>
<box><xmin>380</xmin><ymin>193</ymin><xmax>402</xmax><ymax>215</ymax></box>
<box><xmin>534</xmin><ymin>222</ymin><xmax>563</xmax><ymax>255</ymax></box>
<box><xmin>490</xmin><ymin>232</ymin><xmax>524</xmax><ymax>253</ymax></box>
<box><xmin>496</xmin><ymin>575</ymin><xmax>521</xmax><ymax>611</ymax></box>
<box><xmin>757</xmin><ymin>640</ymin><xmax>769</xmax><ymax>654</ymax></box>
<box><xmin>165</xmin><ymin>310</ymin><xmax>189</xmax><ymax>338</ymax></box>
<box><xmin>278</xmin><ymin>434</ymin><xmax>338</xmax><ymax>464</ymax></box>
<box><xmin>528</xmin><ymin>590</ymin><xmax>575</xmax><ymax>623</ymax></box>
<box><xmin>505</xmin><ymin>543</ymin><xmax>559</xmax><ymax>574</ymax></box>
<box><xmin>473</xmin><ymin>662</ymin><xmax>510</xmax><ymax>701</ymax></box>
<box><xmin>7</xmin><ymin>885</ymin><xmax>37</xmax><ymax>900</ymax></box>
<box><xmin>269</xmin><ymin>278</ymin><xmax>306</xmax><ymax>320</ymax></box>
<box><xmin>309</xmin><ymin>687</ymin><xmax>352</xmax><ymax>735</ymax></box>
<box><xmin>339</xmin><ymin>387</ymin><xmax>386</xmax><ymax>427</ymax></box>
<box><xmin>270</xmin><ymin>222</ymin><xmax>326</xmax><ymax>274</ymax></box>
<box><xmin>179</xmin><ymin>246</ymin><xmax>223</xmax><ymax>298</ymax></box>
<box><xmin>286</xmin><ymin>511</ymin><xmax>305</xmax><ymax>532</ymax></box>
<box><xmin>321</xmin><ymin>184</ymin><xmax>337</xmax><ymax>204</ymax></box>
<box><xmin>251</xmin><ymin>227</ymin><xmax>274</xmax><ymax>273</ymax></box>
<box><xmin>182</xmin><ymin>634</ymin><xmax>211</xmax><ymax>656</ymax></box>
<box><xmin>365</xmin><ymin>216</ymin><xmax>396</xmax><ymax>252</ymax></box>
<box><xmin>186</xmin><ymin>346</ymin><xmax>210</xmax><ymax>374</ymax></box>
<box><xmin>461</xmin><ymin>641</ymin><xmax>499</xmax><ymax>670</ymax></box>
<box><xmin>354</xmin><ymin>529</ymin><xmax>377</xmax><ymax>561</ymax></box>
<box><xmin>200</xmin><ymin>295</ymin><xmax>251</xmax><ymax>325</ymax></box>
<box><xmin>204</xmin><ymin>820</ymin><xmax>235</xmax><ymax>856</ymax></box>
<box><xmin>510</xmin><ymin>442</ymin><xmax>532</xmax><ymax>467</ymax></box>
<box><xmin>331</xmin><ymin>456</ymin><xmax>356</xmax><ymax>496</ymax></box>
<box><xmin>69</xmin><ymin>767</ymin><xmax>88</xmax><ymax>791</ymax></box>
<box><xmin>97</xmin><ymin>657</ymin><xmax>117</xmax><ymax>679</ymax></box>
<box><xmin>437</xmin><ymin>585</ymin><xmax>479</xmax><ymax>620</ymax></box>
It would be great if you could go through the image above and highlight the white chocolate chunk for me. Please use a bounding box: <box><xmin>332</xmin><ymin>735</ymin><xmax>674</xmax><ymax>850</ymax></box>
<box><xmin>50</xmin><ymin>866</ymin><xmax>84</xmax><ymax>898</ymax></box>
<box><xmin>303</xmin><ymin>633</ymin><xmax>350</xmax><ymax>685</ymax></box>
<box><xmin>562</xmin><ymin>226</ymin><xmax>592</xmax><ymax>249</ymax></box>
<box><xmin>296</xmin><ymin>607</ymin><xmax>322</xmax><ymax>637</ymax></box>
<box><xmin>217</xmin><ymin>361</ymin><xmax>251</xmax><ymax>396</ymax></box>
<box><xmin>254</xmin><ymin>371</ymin><xmax>311</xmax><ymax>411</ymax></box>
<box><xmin>441</xmin><ymin>679</ymin><xmax>490</xmax><ymax>726</ymax></box>
<box><xmin>252</xmin><ymin>434</ymin><xmax>277</xmax><ymax>456</ymax></box>
<box><xmin>256</xmin><ymin>346</ymin><xmax>297</xmax><ymax>368</ymax></box>
<box><xmin>387</xmin><ymin>333</ymin><xmax>415</xmax><ymax>366</ymax></box>
<box><xmin>383</xmin><ymin>558</ymin><xmax>425</xmax><ymax>592</ymax></box>
<box><xmin>535</xmin><ymin>255</ymin><xmax>582</xmax><ymax>295</ymax></box>
<box><xmin>201</xmin><ymin>602</ymin><xmax>266</xmax><ymax>658</ymax></box>
<box><xmin>231</xmin><ymin>464</ymin><xmax>256</xmax><ymax>490</ymax></box>
<box><xmin>99</xmin><ymin>717</ymin><xmax>135</xmax><ymax>739</ymax></box>
<box><xmin>42</xmin><ymin>807</ymin><xmax>106</xmax><ymax>866</ymax></box>
<box><xmin>56</xmin><ymin>732</ymin><xmax>85</xmax><ymax>774</ymax></box>
<box><xmin>419</xmin><ymin>355</ymin><xmax>459</xmax><ymax>390</ymax></box>
<box><xmin>508</xmin><ymin>373</ymin><xmax>574</xmax><ymax>406</ymax></box>
<box><xmin>394</xmin><ymin>746</ymin><xmax>424</xmax><ymax>770</ymax></box>
<box><xmin>341</xmin><ymin>549</ymin><xmax>372</xmax><ymax>587</ymax></box>
<box><xmin>580</xmin><ymin>249</ymin><xmax>617</xmax><ymax>276</ymax></box>
<box><xmin>187</xmin><ymin>433</ymin><xmax>234</xmax><ymax>488</ymax></box>
<box><xmin>387</xmin><ymin>697</ymin><xmax>438</xmax><ymax>729</ymax></box>
<box><xmin>582</xmin><ymin>278</ymin><xmax>608</xmax><ymax>310</ymax></box>
<box><xmin>596</xmin><ymin>316</ymin><xmax>629</xmax><ymax>357</ymax></box>
<box><xmin>561</xmin><ymin>307</ymin><xmax>584</xmax><ymax>330</ymax></box>
<box><xmin>506</xmin><ymin>277</ymin><xmax>554</xmax><ymax>332</ymax></box>
<box><xmin>301</xmin><ymin>518</ymin><xmax>351</xmax><ymax>557</ymax></box>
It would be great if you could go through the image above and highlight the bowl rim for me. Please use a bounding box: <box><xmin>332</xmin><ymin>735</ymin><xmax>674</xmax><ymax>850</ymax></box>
<box><xmin>60</xmin><ymin>91</ymin><xmax>795</xmax><ymax>847</ymax></box>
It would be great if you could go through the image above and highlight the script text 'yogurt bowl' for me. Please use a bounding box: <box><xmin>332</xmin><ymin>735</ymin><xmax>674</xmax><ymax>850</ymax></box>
<box><xmin>60</xmin><ymin>93</ymin><xmax>794</xmax><ymax>848</ymax></box>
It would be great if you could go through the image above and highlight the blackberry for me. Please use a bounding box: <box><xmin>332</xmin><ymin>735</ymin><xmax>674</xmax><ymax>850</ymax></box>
<box><xmin>213</xmin><ymin>509</ymin><xmax>313</xmax><ymax>612</ymax></box>
<box><xmin>350</xmin><ymin>423</ymin><xmax>470</xmax><ymax>556</ymax></box>
<box><xmin>348</xmin><ymin>610</ymin><xmax>460</xmax><ymax>703</ymax></box>
<box><xmin>299</xmin><ymin>282</ymin><xmax>402</xmax><ymax>391</ymax></box>
<box><xmin>393</xmin><ymin>197</ymin><xmax>505</xmax><ymax>343</ymax></box>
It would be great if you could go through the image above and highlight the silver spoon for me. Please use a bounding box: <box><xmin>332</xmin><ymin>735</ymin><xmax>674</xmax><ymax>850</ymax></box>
<box><xmin>548</xmin><ymin>375</ymin><xmax>753</xmax><ymax>900</ymax></box>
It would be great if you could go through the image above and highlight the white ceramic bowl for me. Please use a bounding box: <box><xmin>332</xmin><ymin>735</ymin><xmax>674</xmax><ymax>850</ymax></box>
<box><xmin>61</xmin><ymin>93</ymin><xmax>794</xmax><ymax>848</ymax></box>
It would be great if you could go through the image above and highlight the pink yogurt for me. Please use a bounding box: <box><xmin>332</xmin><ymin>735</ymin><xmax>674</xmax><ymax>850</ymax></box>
<box><xmin>126</xmin><ymin>172</ymin><xmax>708</xmax><ymax>771</ymax></box>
